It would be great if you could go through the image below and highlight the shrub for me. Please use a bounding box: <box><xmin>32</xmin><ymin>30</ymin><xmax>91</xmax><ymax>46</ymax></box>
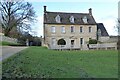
<box><xmin>89</xmin><ymin>39</ymin><xmax>97</xmax><ymax>44</ymax></box>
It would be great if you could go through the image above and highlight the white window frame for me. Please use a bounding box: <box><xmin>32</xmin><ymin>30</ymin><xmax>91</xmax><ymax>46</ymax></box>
<box><xmin>70</xmin><ymin>26</ymin><xmax>75</xmax><ymax>33</ymax></box>
<box><xmin>51</xmin><ymin>26</ymin><xmax>55</xmax><ymax>33</ymax></box>
<box><xmin>55</xmin><ymin>15</ymin><xmax>61</xmax><ymax>23</ymax></box>
<box><xmin>89</xmin><ymin>26</ymin><xmax>92</xmax><ymax>33</ymax></box>
<box><xmin>80</xmin><ymin>26</ymin><xmax>83</xmax><ymax>33</ymax></box>
<box><xmin>51</xmin><ymin>38</ymin><xmax>56</xmax><ymax>46</ymax></box>
<box><xmin>61</xmin><ymin>26</ymin><xmax>65</xmax><ymax>33</ymax></box>
<box><xmin>80</xmin><ymin>38</ymin><xmax>84</xmax><ymax>45</ymax></box>
<box><xmin>82</xmin><ymin>16</ymin><xmax>88</xmax><ymax>23</ymax></box>
<box><xmin>69</xmin><ymin>16</ymin><xmax>75</xmax><ymax>23</ymax></box>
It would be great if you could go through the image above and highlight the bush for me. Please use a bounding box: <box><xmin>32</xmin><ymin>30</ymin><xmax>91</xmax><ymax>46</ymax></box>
<box><xmin>89</xmin><ymin>39</ymin><xmax>97</xmax><ymax>44</ymax></box>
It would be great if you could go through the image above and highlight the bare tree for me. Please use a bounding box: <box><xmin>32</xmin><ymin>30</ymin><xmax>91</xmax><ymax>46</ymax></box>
<box><xmin>0</xmin><ymin>0</ymin><xmax>36</xmax><ymax>36</ymax></box>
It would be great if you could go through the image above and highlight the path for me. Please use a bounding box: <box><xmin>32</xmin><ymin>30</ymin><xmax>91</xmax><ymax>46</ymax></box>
<box><xmin>0</xmin><ymin>46</ymin><xmax>28</xmax><ymax>61</ymax></box>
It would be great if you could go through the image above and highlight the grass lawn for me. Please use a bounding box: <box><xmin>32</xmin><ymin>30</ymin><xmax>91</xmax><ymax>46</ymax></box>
<box><xmin>2</xmin><ymin>47</ymin><xmax>118</xmax><ymax>78</ymax></box>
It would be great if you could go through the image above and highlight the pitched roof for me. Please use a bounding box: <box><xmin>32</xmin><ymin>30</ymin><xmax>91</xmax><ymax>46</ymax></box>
<box><xmin>44</xmin><ymin>11</ymin><xmax>96</xmax><ymax>25</ymax></box>
<box><xmin>97</xmin><ymin>23</ymin><xmax>109</xmax><ymax>36</ymax></box>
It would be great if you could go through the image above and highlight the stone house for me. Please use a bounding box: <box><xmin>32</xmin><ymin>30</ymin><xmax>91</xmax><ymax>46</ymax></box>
<box><xmin>43</xmin><ymin>6</ymin><xmax>109</xmax><ymax>50</ymax></box>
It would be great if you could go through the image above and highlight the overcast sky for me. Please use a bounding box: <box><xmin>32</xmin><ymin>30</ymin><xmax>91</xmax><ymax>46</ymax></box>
<box><xmin>28</xmin><ymin>1</ymin><xmax>119</xmax><ymax>37</ymax></box>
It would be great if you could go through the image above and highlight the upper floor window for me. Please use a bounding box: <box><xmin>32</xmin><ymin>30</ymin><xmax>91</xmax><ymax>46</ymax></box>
<box><xmin>61</xmin><ymin>26</ymin><xmax>65</xmax><ymax>33</ymax></box>
<box><xmin>69</xmin><ymin>16</ymin><xmax>75</xmax><ymax>23</ymax></box>
<box><xmin>55</xmin><ymin>15</ymin><xmax>61</xmax><ymax>23</ymax></box>
<box><xmin>51</xmin><ymin>26</ymin><xmax>55</xmax><ymax>33</ymax></box>
<box><xmin>82</xmin><ymin>16</ymin><xmax>88</xmax><ymax>23</ymax></box>
<box><xmin>80</xmin><ymin>26</ymin><xmax>83</xmax><ymax>33</ymax></box>
<box><xmin>71</xmin><ymin>26</ymin><xmax>75</xmax><ymax>33</ymax></box>
<box><xmin>89</xmin><ymin>27</ymin><xmax>92</xmax><ymax>33</ymax></box>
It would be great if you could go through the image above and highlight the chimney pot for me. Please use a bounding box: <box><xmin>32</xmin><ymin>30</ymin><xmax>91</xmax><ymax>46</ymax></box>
<box><xmin>89</xmin><ymin>8</ymin><xmax>92</xmax><ymax>15</ymax></box>
<box><xmin>44</xmin><ymin>6</ymin><xmax>47</xmax><ymax>12</ymax></box>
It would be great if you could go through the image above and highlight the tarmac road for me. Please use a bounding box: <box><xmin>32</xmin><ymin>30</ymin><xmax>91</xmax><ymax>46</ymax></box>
<box><xmin>0</xmin><ymin>46</ymin><xmax>28</xmax><ymax>61</ymax></box>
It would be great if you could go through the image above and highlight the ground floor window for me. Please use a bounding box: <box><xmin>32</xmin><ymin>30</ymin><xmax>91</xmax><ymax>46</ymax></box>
<box><xmin>51</xmin><ymin>38</ymin><xmax>56</xmax><ymax>46</ymax></box>
<box><xmin>80</xmin><ymin>38</ymin><xmax>83</xmax><ymax>45</ymax></box>
<box><xmin>71</xmin><ymin>40</ymin><xmax>74</xmax><ymax>46</ymax></box>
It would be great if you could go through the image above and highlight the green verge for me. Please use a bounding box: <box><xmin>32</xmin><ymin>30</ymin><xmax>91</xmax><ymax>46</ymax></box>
<box><xmin>2</xmin><ymin>47</ymin><xmax>118</xmax><ymax>78</ymax></box>
<box><xmin>0</xmin><ymin>41</ymin><xmax>21</xmax><ymax>46</ymax></box>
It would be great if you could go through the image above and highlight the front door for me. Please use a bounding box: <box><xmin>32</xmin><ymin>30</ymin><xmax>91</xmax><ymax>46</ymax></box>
<box><xmin>71</xmin><ymin>40</ymin><xmax>74</xmax><ymax>47</ymax></box>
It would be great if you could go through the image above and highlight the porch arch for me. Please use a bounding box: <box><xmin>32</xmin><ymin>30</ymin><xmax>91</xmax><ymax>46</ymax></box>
<box><xmin>57</xmin><ymin>39</ymin><xmax>66</xmax><ymax>45</ymax></box>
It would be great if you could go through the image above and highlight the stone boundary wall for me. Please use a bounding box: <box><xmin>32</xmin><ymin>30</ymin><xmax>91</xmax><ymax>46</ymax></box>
<box><xmin>0</xmin><ymin>35</ymin><xmax>17</xmax><ymax>43</ymax></box>
<box><xmin>89</xmin><ymin>43</ymin><xmax>117</xmax><ymax>50</ymax></box>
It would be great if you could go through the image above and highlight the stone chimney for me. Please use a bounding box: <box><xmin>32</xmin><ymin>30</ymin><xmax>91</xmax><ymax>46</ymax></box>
<box><xmin>44</xmin><ymin>6</ymin><xmax>47</xmax><ymax>12</ymax></box>
<box><xmin>89</xmin><ymin>8</ymin><xmax>92</xmax><ymax>15</ymax></box>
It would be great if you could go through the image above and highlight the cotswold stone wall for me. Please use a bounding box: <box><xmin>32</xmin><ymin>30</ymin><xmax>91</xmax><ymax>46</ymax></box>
<box><xmin>0</xmin><ymin>35</ymin><xmax>17</xmax><ymax>43</ymax></box>
<box><xmin>89</xmin><ymin>43</ymin><xmax>117</xmax><ymax>50</ymax></box>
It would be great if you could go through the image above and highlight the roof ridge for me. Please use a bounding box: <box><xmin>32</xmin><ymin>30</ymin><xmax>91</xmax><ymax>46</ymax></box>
<box><xmin>97</xmin><ymin>23</ymin><xmax>103</xmax><ymax>24</ymax></box>
<box><xmin>46</xmin><ymin>11</ymin><xmax>89</xmax><ymax>14</ymax></box>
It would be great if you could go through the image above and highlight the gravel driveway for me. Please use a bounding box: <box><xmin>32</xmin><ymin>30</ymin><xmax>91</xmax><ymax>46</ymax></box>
<box><xmin>0</xmin><ymin>46</ymin><xmax>28</xmax><ymax>61</ymax></box>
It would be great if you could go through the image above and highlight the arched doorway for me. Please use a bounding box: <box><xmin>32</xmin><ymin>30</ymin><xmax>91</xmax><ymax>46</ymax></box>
<box><xmin>57</xmin><ymin>39</ymin><xmax>66</xmax><ymax>45</ymax></box>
